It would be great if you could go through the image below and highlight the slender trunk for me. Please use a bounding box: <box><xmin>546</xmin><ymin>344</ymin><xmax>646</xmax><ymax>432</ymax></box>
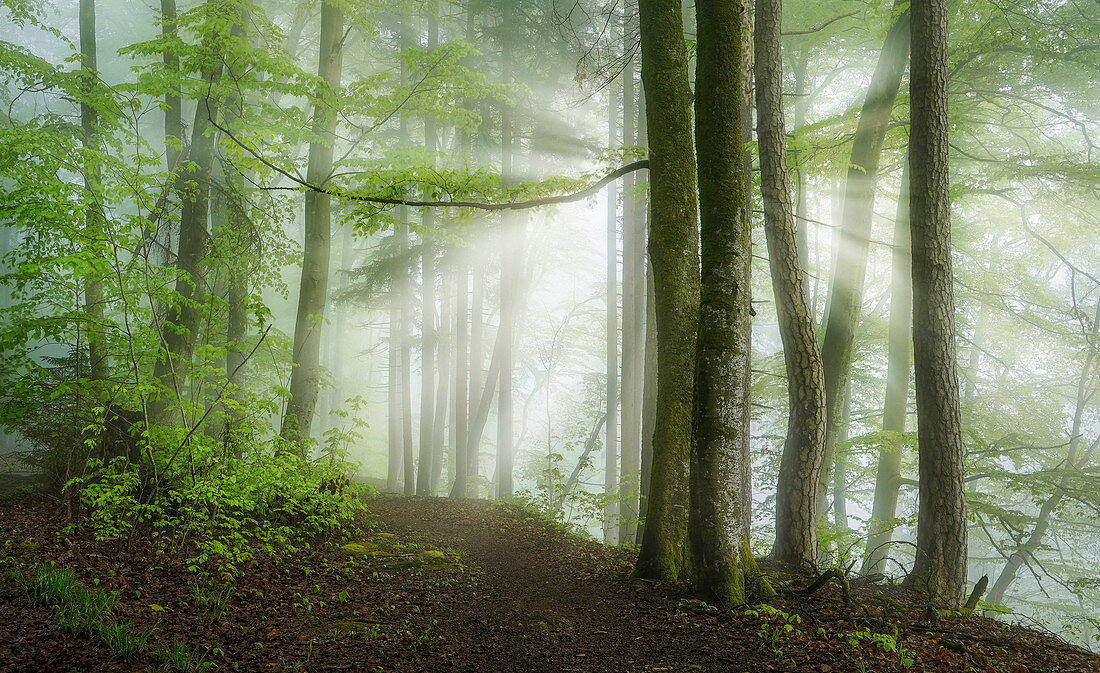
<box><xmin>619</xmin><ymin>0</ymin><xmax>644</xmax><ymax>544</ymax></box>
<box><xmin>791</xmin><ymin>51</ymin><xmax>810</xmax><ymax>273</ymax></box>
<box><xmin>79</xmin><ymin>0</ymin><xmax>108</xmax><ymax>384</ymax></box>
<box><xmin>280</xmin><ymin>0</ymin><xmax>344</xmax><ymax>453</ymax></box>
<box><xmin>327</xmin><ymin>220</ymin><xmax>354</xmax><ymax>437</ymax></box>
<box><xmin>862</xmin><ymin>156</ymin><xmax>911</xmax><ymax>575</ymax></box>
<box><xmin>432</xmin><ymin>259</ymin><xmax>450</xmax><ymax>491</ymax></box>
<box><xmin>452</xmin><ymin>257</ymin><xmax>469</xmax><ymax>497</ymax></box>
<box><xmin>415</xmin><ymin>8</ymin><xmax>439</xmax><ymax>494</ymax></box>
<box><xmin>832</xmin><ymin>378</ymin><xmax>852</xmax><ymax>530</ymax></box>
<box><xmin>634</xmin><ymin>0</ymin><xmax>700</xmax><ymax>582</ymax></box>
<box><xmin>756</xmin><ymin>0</ymin><xmax>827</xmax><ymax>568</ymax></box>
<box><xmin>605</xmin><ymin>26</ymin><xmax>620</xmax><ymax>540</ymax></box>
<box><xmin>817</xmin><ymin>7</ymin><xmax>910</xmax><ymax>517</ymax></box>
<box><xmin>152</xmin><ymin>0</ymin><xmax>236</xmax><ymax>424</ymax></box>
<box><xmin>497</xmin><ymin>4</ymin><xmax>518</xmax><ymax>499</ymax></box>
<box><xmin>387</xmin><ymin>280</ymin><xmax>402</xmax><ymax>491</ymax></box>
<box><xmin>467</xmin><ymin>249</ymin><xmax>485</xmax><ymax>493</ymax></box>
<box><xmin>161</xmin><ymin>0</ymin><xmax>181</xmax><ymax>174</ymax></box>
<box><xmin>637</xmin><ymin>262</ymin><xmax>657</xmax><ymax>545</ymax></box>
<box><xmin>904</xmin><ymin>0</ymin><xmax>967</xmax><ymax>607</ymax></box>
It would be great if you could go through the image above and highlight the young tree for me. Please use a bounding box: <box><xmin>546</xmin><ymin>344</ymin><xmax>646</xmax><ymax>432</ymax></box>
<box><xmin>816</xmin><ymin>5</ymin><xmax>910</xmax><ymax>516</ymax></box>
<box><xmin>904</xmin><ymin>0</ymin><xmax>968</xmax><ymax>607</ymax></box>
<box><xmin>862</xmin><ymin>156</ymin><xmax>912</xmax><ymax>575</ymax></box>
<box><xmin>280</xmin><ymin>0</ymin><xmax>345</xmax><ymax>453</ymax></box>
<box><xmin>78</xmin><ymin>0</ymin><xmax>108</xmax><ymax>383</ymax></box>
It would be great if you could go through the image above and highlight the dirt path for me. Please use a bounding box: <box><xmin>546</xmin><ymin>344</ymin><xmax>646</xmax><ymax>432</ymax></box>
<box><xmin>365</xmin><ymin>495</ymin><xmax>756</xmax><ymax>672</ymax></box>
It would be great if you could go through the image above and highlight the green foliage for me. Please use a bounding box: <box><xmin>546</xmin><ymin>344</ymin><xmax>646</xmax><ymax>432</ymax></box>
<box><xmin>92</xmin><ymin>620</ymin><xmax>154</xmax><ymax>659</ymax></box>
<box><xmin>159</xmin><ymin>640</ymin><xmax>215</xmax><ymax>673</ymax></box>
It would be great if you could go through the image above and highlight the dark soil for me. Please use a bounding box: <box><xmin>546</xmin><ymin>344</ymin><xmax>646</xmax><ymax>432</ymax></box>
<box><xmin>1</xmin><ymin>491</ymin><xmax>1097</xmax><ymax>673</ymax></box>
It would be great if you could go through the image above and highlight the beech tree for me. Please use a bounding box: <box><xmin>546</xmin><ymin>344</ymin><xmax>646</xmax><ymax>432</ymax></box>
<box><xmin>904</xmin><ymin>0</ymin><xmax>968</xmax><ymax>607</ymax></box>
<box><xmin>633</xmin><ymin>0</ymin><xmax>700</xmax><ymax>582</ymax></box>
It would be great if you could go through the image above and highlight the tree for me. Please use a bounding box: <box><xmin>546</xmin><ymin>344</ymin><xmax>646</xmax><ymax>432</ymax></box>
<box><xmin>755</xmin><ymin>0</ymin><xmax>827</xmax><ymax>568</ymax></box>
<box><xmin>862</xmin><ymin>156</ymin><xmax>912</xmax><ymax>575</ymax></box>
<box><xmin>816</xmin><ymin>5</ymin><xmax>910</xmax><ymax>518</ymax></box>
<box><xmin>78</xmin><ymin>0</ymin><xmax>108</xmax><ymax>384</ymax></box>
<box><xmin>152</xmin><ymin>0</ymin><xmax>240</xmax><ymax>425</ymax></box>
<box><xmin>604</xmin><ymin>14</ymin><xmax>620</xmax><ymax>542</ymax></box>
<box><xmin>687</xmin><ymin>0</ymin><xmax>757</xmax><ymax>606</ymax></box>
<box><xmin>633</xmin><ymin>0</ymin><xmax>700</xmax><ymax>582</ymax></box>
<box><xmin>280</xmin><ymin>0</ymin><xmax>345</xmax><ymax>453</ymax></box>
<box><xmin>904</xmin><ymin>0</ymin><xmax>967</xmax><ymax>607</ymax></box>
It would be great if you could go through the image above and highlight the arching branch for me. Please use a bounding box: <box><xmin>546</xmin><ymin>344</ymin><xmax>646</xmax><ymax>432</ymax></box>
<box><xmin>209</xmin><ymin>117</ymin><xmax>649</xmax><ymax>212</ymax></box>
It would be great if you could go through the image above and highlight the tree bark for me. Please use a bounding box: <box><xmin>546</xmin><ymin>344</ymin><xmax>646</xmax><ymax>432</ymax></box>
<box><xmin>756</xmin><ymin>0</ymin><xmax>827</xmax><ymax>569</ymax></box>
<box><xmin>817</xmin><ymin>7</ymin><xmax>910</xmax><ymax>517</ymax></box>
<box><xmin>904</xmin><ymin>0</ymin><xmax>967</xmax><ymax>607</ymax></box>
<box><xmin>634</xmin><ymin>0</ymin><xmax>700</xmax><ymax>582</ymax></box>
<box><xmin>415</xmin><ymin>8</ymin><xmax>439</xmax><ymax>494</ymax></box>
<box><xmin>687</xmin><ymin>0</ymin><xmax>756</xmax><ymax>606</ymax></box>
<box><xmin>280</xmin><ymin>0</ymin><xmax>344</xmax><ymax>453</ymax></box>
<box><xmin>862</xmin><ymin>156</ymin><xmax>911</xmax><ymax>575</ymax></box>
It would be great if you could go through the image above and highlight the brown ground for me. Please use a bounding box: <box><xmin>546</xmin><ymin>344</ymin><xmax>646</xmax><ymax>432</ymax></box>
<box><xmin>1</xmin><ymin>490</ymin><xmax>1097</xmax><ymax>672</ymax></box>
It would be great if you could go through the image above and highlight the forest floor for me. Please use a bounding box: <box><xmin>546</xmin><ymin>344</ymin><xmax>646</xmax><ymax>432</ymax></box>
<box><xmin>1</xmin><ymin>487</ymin><xmax>1098</xmax><ymax>673</ymax></box>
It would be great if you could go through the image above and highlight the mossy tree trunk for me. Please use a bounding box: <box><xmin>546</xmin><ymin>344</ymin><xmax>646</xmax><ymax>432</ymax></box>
<box><xmin>687</xmin><ymin>0</ymin><xmax>756</xmax><ymax>606</ymax></box>
<box><xmin>634</xmin><ymin>0</ymin><xmax>700</xmax><ymax>582</ymax></box>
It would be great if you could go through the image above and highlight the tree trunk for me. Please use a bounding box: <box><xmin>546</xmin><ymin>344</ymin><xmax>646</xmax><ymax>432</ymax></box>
<box><xmin>152</xmin><ymin>0</ymin><xmax>236</xmax><ymax>425</ymax></box>
<box><xmin>862</xmin><ymin>156</ymin><xmax>911</xmax><ymax>575</ymax></box>
<box><xmin>280</xmin><ymin>0</ymin><xmax>344</xmax><ymax>453</ymax></box>
<box><xmin>161</xmin><ymin>0</ymin><xmax>182</xmax><ymax>174</ymax></box>
<box><xmin>816</xmin><ymin>7</ymin><xmax>910</xmax><ymax>517</ymax></box>
<box><xmin>467</xmin><ymin>248</ymin><xmax>485</xmax><ymax>494</ymax></box>
<box><xmin>619</xmin><ymin>0</ymin><xmax>644</xmax><ymax>544</ymax></box>
<box><xmin>756</xmin><ymin>0</ymin><xmax>827</xmax><ymax>569</ymax></box>
<box><xmin>637</xmin><ymin>263</ymin><xmax>657</xmax><ymax>545</ymax></box>
<box><xmin>432</xmin><ymin>259</ymin><xmax>450</xmax><ymax>491</ymax></box>
<box><xmin>452</xmin><ymin>255</ymin><xmax>469</xmax><ymax>497</ymax></box>
<box><xmin>79</xmin><ymin>0</ymin><xmax>108</xmax><ymax>384</ymax></box>
<box><xmin>415</xmin><ymin>8</ymin><xmax>439</xmax><ymax>494</ymax></box>
<box><xmin>388</xmin><ymin>276</ymin><xmax>402</xmax><ymax>491</ymax></box>
<box><xmin>605</xmin><ymin>28</ymin><xmax>620</xmax><ymax>540</ymax></box>
<box><xmin>904</xmin><ymin>0</ymin><xmax>967</xmax><ymax>607</ymax></box>
<box><xmin>497</xmin><ymin>3</ymin><xmax>520</xmax><ymax>499</ymax></box>
<box><xmin>634</xmin><ymin>0</ymin><xmax>700</xmax><ymax>582</ymax></box>
<box><xmin>688</xmin><ymin>0</ymin><xmax>755</xmax><ymax>606</ymax></box>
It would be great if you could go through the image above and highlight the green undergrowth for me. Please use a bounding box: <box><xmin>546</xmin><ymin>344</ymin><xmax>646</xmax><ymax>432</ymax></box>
<box><xmin>64</xmin><ymin>448</ymin><xmax>372</xmax><ymax>581</ymax></box>
<box><xmin>11</xmin><ymin>563</ymin><xmax>213</xmax><ymax>670</ymax></box>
